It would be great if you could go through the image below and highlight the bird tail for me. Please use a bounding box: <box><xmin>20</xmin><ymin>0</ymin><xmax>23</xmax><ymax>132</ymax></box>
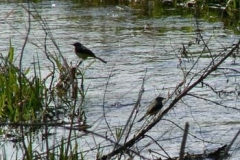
<box><xmin>96</xmin><ymin>57</ymin><xmax>107</xmax><ymax>63</ymax></box>
<box><xmin>137</xmin><ymin>114</ymin><xmax>147</xmax><ymax>122</ymax></box>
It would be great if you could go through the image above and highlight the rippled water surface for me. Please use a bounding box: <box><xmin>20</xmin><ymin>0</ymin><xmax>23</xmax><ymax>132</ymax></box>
<box><xmin>0</xmin><ymin>0</ymin><xmax>240</xmax><ymax>159</ymax></box>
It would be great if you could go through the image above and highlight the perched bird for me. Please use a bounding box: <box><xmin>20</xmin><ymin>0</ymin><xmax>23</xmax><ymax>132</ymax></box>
<box><xmin>72</xmin><ymin>42</ymin><xmax>107</xmax><ymax>63</ymax></box>
<box><xmin>138</xmin><ymin>96</ymin><xmax>165</xmax><ymax>122</ymax></box>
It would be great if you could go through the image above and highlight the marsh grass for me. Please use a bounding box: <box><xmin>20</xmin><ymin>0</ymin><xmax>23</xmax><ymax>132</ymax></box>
<box><xmin>0</xmin><ymin>20</ymin><xmax>90</xmax><ymax>160</ymax></box>
<box><xmin>0</xmin><ymin>43</ymin><xmax>90</xmax><ymax>159</ymax></box>
<box><xmin>0</xmin><ymin>43</ymin><xmax>44</xmax><ymax>124</ymax></box>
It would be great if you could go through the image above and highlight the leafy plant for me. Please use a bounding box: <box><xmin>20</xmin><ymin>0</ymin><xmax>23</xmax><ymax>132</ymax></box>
<box><xmin>0</xmin><ymin>44</ymin><xmax>44</xmax><ymax>123</ymax></box>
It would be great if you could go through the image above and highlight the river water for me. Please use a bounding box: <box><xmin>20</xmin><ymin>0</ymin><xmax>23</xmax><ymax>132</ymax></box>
<box><xmin>0</xmin><ymin>0</ymin><xmax>240</xmax><ymax>159</ymax></box>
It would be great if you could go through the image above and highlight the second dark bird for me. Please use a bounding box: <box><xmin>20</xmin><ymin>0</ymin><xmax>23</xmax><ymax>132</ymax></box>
<box><xmin>138</xmin><ymin>96</ymin><xmax>165</xmax><ymax>122</ymax></box>
<box><xmin>72</xmin><ymin>42</ymin><xmax>107</xmax><ymax>63</ymax></box>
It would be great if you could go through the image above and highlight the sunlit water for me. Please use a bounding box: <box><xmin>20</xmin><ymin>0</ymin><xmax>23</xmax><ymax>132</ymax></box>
<box><xmin>0</xmin><ymin>1</ymin><xmax>240</xmax><ymax>159</ymax></box>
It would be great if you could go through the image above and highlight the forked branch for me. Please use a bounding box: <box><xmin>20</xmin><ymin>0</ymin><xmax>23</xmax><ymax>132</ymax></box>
<box><xmin>99</xmin><ymin>40</ymin><xmax>240</xmax><ymax>160</ymax></box>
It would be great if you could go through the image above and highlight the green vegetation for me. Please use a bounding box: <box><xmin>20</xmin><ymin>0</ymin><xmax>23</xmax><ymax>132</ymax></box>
<box><xmin>0</xmin><ymin>43</ymin><xmax>44</xmax><ymax>123</ymax></box>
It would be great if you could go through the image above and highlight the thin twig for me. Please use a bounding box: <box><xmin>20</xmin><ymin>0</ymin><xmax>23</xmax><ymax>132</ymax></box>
<box><xmin>179</xmin><ymin>122</ymin><xmax>189</xmax><ymax>160</ymax></box>
<box><xmin>224</xmin><ymin>128</ymin><xmax>240</xmax><ymax>157</ymax></box>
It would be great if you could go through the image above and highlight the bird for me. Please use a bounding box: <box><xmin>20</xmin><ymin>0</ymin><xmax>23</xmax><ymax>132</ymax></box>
<box><xmin>72</xmin><ymin>42</ymin><xmax>107</xmax><ymax>63</ymax></box>
<box><xmin>138</xmin><ymin>96</ymin><xmax>165</xmax><ymax>122</ymax></box>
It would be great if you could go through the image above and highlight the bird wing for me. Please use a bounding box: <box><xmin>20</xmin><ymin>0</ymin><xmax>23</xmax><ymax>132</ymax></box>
<box><xmin>80</xmin><ymin>45</ymin><xmax>91</xmax><ymax>52</ymax></box>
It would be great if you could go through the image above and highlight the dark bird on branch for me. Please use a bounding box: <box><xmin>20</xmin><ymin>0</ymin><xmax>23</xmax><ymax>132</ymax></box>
<box><xmin>138</xmin><ymin>96</ymin><xmax>165</xmax><ymax>122</ymax></box>
<box><xmin>72</xmin><ymin>42</ymin><xmax>107</xmax><ymax>63</ymax></box>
